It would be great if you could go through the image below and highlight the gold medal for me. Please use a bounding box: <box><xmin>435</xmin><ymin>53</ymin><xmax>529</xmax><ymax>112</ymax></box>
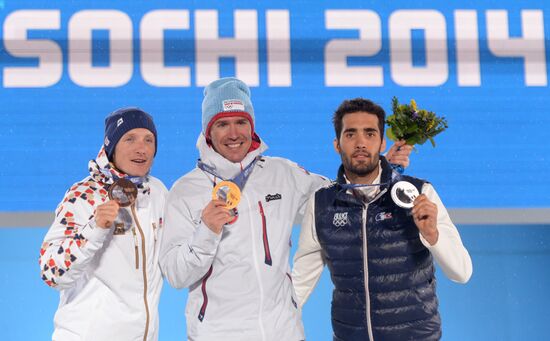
<box><xmin>108</xmin><ymin>178</ymin><xmax>138</xmax><ymax>207</ymax></box>
<box><xmin>212</xmin><ymin>180</ymin><xmax>241</xmax><ymax>209</ymax></box>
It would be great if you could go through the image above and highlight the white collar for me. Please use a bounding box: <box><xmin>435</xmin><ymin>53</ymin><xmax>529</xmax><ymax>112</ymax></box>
<box><xmin>343</xmin><ymin>162</ymin><xmax>382</xmax><ymax>202</ymax></box>
<box><xmin>195</xmin><ymin>133</ymin><xmax>268</xmax><ymax>180</ymax></box>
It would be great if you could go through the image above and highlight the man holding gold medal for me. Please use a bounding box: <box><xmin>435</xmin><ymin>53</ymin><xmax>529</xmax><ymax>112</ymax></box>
<box><xmin>160</xmin><ymin>78</ymin><xmax>411</xmax><ymax>340</ymax></box>
<box><xmin>160</xmin><ymin>77</ymin><xmax>327</xmax><ymax>340</ymax></box>
<box><xmin>292</xmin><ymin>98</ymin><xmax>473</xmax><ymax>340</ymax></box>
<box><xmin>39</xmin><ymin>108</ymin><xmax>168</xmax><ymax>340</ymax></box>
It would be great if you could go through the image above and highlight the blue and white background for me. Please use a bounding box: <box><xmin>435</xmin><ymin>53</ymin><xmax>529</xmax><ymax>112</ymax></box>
<box><xmin>1</xmin><ymin>0</ymin><xmax>549</xmax><ymax>340</ymax></box>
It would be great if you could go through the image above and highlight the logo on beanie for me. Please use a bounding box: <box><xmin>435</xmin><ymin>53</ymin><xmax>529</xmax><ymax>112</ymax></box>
<box><xmin>117</xmin><ymin>118</ymin><xmax>124</xmax><ymax>127</ymax></box>
<box><xmin>223</xmin><ymin>99</ymin><xmax>245</xmax><ymax>112</ymax></box>
<box><xmin>104</xmin><ymin>136</ymin><xmax>110</xmax><ymax>146</ymax></box>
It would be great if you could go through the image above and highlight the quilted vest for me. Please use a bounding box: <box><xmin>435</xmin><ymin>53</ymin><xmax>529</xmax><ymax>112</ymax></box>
<box><xmin>315</xmin><ymin>157</ymin><xmax>441</xmax><ymax>341</ymax></box>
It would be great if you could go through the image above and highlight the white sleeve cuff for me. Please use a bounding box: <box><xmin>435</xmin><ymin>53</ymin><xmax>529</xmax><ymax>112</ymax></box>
<box><xmin>192</xmin><ymin>222</ymin><xmax>222</xmax><ymax>252</ymax></box>
<box><xmin>80</xmin><ymin>219</ymin><xmax>112</xmax><ymax>243</ymax></box>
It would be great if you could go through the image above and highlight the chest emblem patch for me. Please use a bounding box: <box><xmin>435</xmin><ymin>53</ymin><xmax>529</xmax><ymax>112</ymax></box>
<box><xmin>375</xmin><ymin>212</ymin><xmax>393</xmax><ymax>222</ymax></box>
<box><xmin>332</xmin><ymin>212</ymin><xmax>349</xmax><ymax>227</ymax></box>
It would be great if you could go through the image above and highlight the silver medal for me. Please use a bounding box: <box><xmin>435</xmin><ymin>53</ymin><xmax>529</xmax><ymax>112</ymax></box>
<box><xmin>390</xmin><ymin>181</ymin><xmax>419</xmax><ymax>209</ymax></box>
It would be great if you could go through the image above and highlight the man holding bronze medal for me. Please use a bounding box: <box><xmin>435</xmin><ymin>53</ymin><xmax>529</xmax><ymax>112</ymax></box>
<box><xmin>39</xmin><ymin>108</ymin><xmax>167</xmax><ymax>341</ymax></box>
<box><xmin>291</xmin><ymin>98</ymin><xmax>473</xmax><ymax>341</ymax></box>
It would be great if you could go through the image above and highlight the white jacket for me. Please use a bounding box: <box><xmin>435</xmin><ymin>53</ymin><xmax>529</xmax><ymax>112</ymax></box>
<box><xmin>160</xmin><ymin>134</ymin><xmax>328</xmax><ymax>341</ymax></box>
<box><xmin>39</xmin><ymin>148</ymin><xmax>168</xmax><ymax>341</ymax></box>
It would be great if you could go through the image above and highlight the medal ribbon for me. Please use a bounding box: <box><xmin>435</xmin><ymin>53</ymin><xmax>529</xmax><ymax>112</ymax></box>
<box><xmin>197</xmin><ymin>156</ymin><xmax>261</xmax><ymax>190</ymax></box>
<box><xmin>100</xmin><ymin>168</ymin><xmax>146</xmax><ymax>186</ymax></box>
<box><xmin>340</xmin><ymin>169</ymin><xmax>402</xmax><ymax>190</ymax></box>
<box><xmin>340</xmin><ymin>182</ymin><xmax>388</xmax><ymax>190</ymax></box>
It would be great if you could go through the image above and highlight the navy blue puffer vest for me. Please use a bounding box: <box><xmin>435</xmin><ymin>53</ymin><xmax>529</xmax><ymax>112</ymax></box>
<box><xmin>315</xmin><ymin>157</ymin><xmax>441</xmax><ymax>341</ymax></box>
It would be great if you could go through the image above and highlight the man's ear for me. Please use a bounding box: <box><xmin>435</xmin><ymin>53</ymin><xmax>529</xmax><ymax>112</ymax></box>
<box><xmin>380</xmin><ymin>137</ymin><xmax>387</xmax><ymax>154</ymax></box>
<box><xmin>333</xmin><ymin>138</ymin><xmax>341</xmax><ymax>154</ymax></box>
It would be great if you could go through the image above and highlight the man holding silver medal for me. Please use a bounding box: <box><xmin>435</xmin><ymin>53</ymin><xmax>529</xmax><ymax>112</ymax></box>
<box><xmin>39</xmin><ymin>108</ymin><xmax>167</xmax><ymax>340</ymax></box>
<box><xmin>291</xmin><ymin>98</ymin><xmax>473</xmax><ymax>340</ymax></box>
<box><xmin>159</xmin><ymin>78</ymin><xmax>411</xmax><ymax>340</ymax></box>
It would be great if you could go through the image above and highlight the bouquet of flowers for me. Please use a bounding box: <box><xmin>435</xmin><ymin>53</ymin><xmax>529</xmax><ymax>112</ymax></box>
<box><xmin>386</xmin><ymin>97</ymin><xmax>448</xmax><ymax>147</ymax></box>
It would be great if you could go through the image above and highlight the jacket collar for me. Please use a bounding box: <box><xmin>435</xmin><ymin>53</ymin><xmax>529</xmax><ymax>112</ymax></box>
<box><xmin>334</xmin><ymin>155</ymin><xmax>396</xmax><ymax>205</ymax></box>
<box><xmin>88</xmin><ymin>146</ymin><xmax>150</xmax><ymax>195</ymax></box>
<box><xmin>196</xmin><ymin>133</ymin><xmax>268</xmax><ymax>180</ymax></box>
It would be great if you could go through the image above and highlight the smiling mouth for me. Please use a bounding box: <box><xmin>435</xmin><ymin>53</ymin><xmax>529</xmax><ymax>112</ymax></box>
<box><xmin>225</xmin><ymin>142</ymin><xmax>243</xmax><ymax>149</ymax></box>
<box><xmin>131</xmin><ymin>159</ymin><xmax>147</xmax><ymax>164</ymax></box>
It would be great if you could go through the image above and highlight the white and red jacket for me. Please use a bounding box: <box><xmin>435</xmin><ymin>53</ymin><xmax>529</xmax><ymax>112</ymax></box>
<box><xmin>39</xmin><ymin>147</ymin><xmax>168</xmax><ymax>341</ymax></box>
<box><xmin>160</xmin><ymin>134</ymin><xmax>329</xmax><ymax>341</ymax></box>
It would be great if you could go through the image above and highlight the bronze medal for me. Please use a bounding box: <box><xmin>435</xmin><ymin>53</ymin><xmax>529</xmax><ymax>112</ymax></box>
<box><xmin>108</xmin><ymin>178</ymin><xmax>138</xmax><ymax>207</ymax></box>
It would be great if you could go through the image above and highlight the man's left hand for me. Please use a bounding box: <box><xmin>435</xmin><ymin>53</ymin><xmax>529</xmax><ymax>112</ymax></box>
<box><xmin>386</xmin><ymin>140</ymin><xmax>413</xmax><ymax>168</ymax></box>
<box><xmin>412</xmin><ymin>194</ymin><xmax>439</xmax><ymax>245</ymax></box>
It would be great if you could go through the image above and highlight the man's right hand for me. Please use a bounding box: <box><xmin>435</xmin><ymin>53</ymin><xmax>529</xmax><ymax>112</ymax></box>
<box><xmin>94</xmin><ymin>200</ymin><xmax>120</xmax><ymax>229</ymax></box>
<box><xmin>201</xmin><ymin>200</ymin><xmax>232</xmax><ymax>235</ymax></box>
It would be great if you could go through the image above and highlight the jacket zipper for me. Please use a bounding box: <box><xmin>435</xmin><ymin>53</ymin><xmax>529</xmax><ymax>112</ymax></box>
<box><xmin>258</xmin><ymin>201</ymin><xmax>272</xmax><ymax>266</ymax></box>
<box><xmin>361</xmin><ymin>205</ymin><xmax>375</xmax><ymax>341</ymax></box>
<box><xmin>247</xmin><ymin>197</ymin><xmax>266</xmax><ymax>340</ymax></box>
<box><xmin>132</xmin><ymin>227</ymin><xmax>139</xmax><ymax>270</ymax></box>
<box><xmin>131</xmin><ymin>205</ymin><xmax>150</xmax><ymax>341</ymax></box>
<box><xmin>362</xmin><ymin>189</ymin><xmax>387</xmax><ymax>341</ymax></box>
<box><xmin>198</xmin><ymin>265</ymin><xmax>214</xmax><ymax>322</ymax></box>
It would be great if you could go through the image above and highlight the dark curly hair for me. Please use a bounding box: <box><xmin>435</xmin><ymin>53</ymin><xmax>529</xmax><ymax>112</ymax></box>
<box><xmin>332</xmin><ymin>98</ymin><xmax>385</xmax><ymax>140</ymax></box>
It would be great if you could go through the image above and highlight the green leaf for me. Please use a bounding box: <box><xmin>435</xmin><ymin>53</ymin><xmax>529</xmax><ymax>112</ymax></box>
<box><xmin>392</xmin><ymin>97</ymin><xmax>399</xmax><ymax>112</ymax></box>
<box><xmin>408</xmin><ymin>135</ymin><xmax>421</xmax><ymax>145</ymax></box>
<box><xmin>386</xmin><ymin>127</ymin><xmax>397</xmax><ymax>141</ymax></box>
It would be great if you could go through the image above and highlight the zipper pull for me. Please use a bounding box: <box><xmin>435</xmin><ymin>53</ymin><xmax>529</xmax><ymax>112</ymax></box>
<box><xmin>132</xmin><ymin>226</ymin><xmax>139</xmax><ymax>269</ymax></box>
